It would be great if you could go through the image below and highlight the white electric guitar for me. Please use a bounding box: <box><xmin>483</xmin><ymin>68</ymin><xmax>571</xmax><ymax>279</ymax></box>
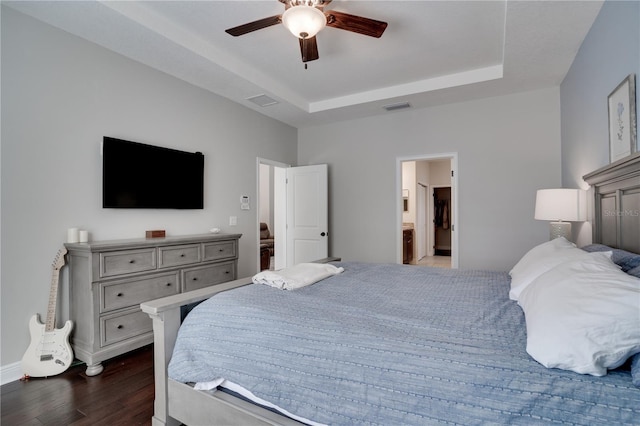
<box><xmin>21</xmin><ymin>248</ymin><xmax>74</xmax><ymax>377</ymax></box>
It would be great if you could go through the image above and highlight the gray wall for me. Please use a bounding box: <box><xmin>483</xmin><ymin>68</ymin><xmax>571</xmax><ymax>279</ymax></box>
<box><xmin>1</xmin><ymin>8</ymin><xmax>297</xmax><ymax>370</ymax></box>
<box><xmin>560</xmin><ymin>1</ymin><xmax>640</xmax><ymax>246</ymax></box>
<box><xmin>298</xmin><ymin>88</ymin><xmax>561</xmax><ymax>271</ymax></box>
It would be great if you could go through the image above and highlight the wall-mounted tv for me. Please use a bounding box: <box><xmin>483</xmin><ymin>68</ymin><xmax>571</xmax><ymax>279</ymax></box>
<box><xmin>103</xmin><ymin>137</ymin><xmax>204</xmax><ymax>209</ymax></box>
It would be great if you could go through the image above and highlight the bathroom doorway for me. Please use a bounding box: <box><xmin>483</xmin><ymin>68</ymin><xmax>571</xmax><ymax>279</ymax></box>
<box><xmin>398</xmin><ymin>153</ymin><xmax>458</xmax><ymax>269</ymax></box>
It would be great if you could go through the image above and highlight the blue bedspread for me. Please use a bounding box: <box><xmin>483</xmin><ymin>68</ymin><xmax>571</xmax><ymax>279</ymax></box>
<box><xmin>168</xmin><ymin>262</ymin><xmax>640</xmax><ymax>425</ymax></box>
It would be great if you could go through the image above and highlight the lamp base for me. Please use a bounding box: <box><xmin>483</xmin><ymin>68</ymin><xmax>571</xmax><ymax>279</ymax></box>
<box><xmin>549</xmin><ymin>221</ymin><xmax>572</xmax><ymax>241</ymax></box>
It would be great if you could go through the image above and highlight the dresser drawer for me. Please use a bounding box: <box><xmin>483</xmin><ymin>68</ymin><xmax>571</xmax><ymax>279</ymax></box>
<box><xmin>101</xmin><ymin>309</ymin><xmax>151</xmax><ymax>346</ymax></box>
<box><xmin>203</xmin><ymin>241</ymin><xmax>237</xmax><ymax>261</ymax></box>
<box><xmin>183</xmin><ymin>261</ymin><xmax>236</xmax><ymax>292</ymax></box>
<box><xmin>101</xmin><ymin>272</ymin><xmax>180</xmax><ymax>313</ymax></box>
<box><xmin>158</xmin><ymin>244</ymin><xmax>201</xmax><ymax>268</ymax></box>
<box><xmin>100</xmin><ymin>248</ymin><xmax>157</xmax><ymax>278</ymax></box>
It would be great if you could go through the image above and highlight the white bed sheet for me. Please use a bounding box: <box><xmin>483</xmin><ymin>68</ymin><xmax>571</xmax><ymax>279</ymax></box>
<box><xmin>196</xmin><ymin>378</ymin><xmax>326</xmax><ymax>426</ymax></box>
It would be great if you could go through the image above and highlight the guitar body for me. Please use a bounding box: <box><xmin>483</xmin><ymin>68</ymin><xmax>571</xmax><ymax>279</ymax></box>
<box><xmin>22</xmin><ymin>314</ymin><xmax>73</xmax><ymax>377</ymax></box>
<box><xmin>22</xmin><ymin>248</ymin><xmax>73</xmax><ymax>378</ymax></box>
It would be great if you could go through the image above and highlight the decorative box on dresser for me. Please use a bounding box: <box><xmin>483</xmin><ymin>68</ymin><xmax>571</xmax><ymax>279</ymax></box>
<box><xmin>65</xmin><ymin>233</ymin><xmax>241</xmax><ymax>376</ymax></box>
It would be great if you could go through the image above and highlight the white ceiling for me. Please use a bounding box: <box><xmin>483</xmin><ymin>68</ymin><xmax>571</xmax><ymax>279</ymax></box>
<box><xmin>5</xmin><ymin>1</ymin><xmax>603</xmax><ymax>128</ymax></box>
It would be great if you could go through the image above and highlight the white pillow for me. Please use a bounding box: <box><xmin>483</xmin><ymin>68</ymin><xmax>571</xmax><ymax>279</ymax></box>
<box><xmin>518</xmin><ymin>253</ymin><xmax>640</xmax><ymax>376</ymax></box>
<box><xmin>508</xmin><ymin>237</ymin><xmax>610</xmax><ymax>301</ymax></box>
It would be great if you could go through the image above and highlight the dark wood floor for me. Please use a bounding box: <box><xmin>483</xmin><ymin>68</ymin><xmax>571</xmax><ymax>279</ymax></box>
<box><xmin>1</xmin><ymin>345</ymin><xmax>154</xmax><ymax>425</ymax></box>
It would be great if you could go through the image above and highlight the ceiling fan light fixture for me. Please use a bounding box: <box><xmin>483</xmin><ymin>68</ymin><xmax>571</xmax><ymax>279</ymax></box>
<box><xmin>282</xmin><ymin>4</ymin><xmax>326</xmax><ymax>39</ymax></box>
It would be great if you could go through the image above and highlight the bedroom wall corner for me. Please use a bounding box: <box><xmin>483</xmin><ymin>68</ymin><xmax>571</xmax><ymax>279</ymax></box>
<box><xmin>560</xmin><ymin>1</ymin><xmax>640</xmax><ymax>247</ymax></box>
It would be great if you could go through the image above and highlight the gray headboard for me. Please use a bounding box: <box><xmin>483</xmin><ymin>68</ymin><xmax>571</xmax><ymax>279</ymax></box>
<box><xmin>583</xmin><ymin>152</ymin><xmax>640</xmax><ymax>254</ymax></box>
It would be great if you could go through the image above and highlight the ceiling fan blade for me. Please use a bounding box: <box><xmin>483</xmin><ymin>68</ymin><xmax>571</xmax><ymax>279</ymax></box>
<box><xmin>225</xmin><ymin>15</ymin><xmax>281</xmax><ymax>37</ymax></box>
<box><xmin>299</xmin><ymin>36</ymin><xmax>319</xmax><ymax>63</ymax></box>
<box><xmin>326</xmin><ymin>10</ymin><xmax>387</xmax><ymax>38</ymax></box>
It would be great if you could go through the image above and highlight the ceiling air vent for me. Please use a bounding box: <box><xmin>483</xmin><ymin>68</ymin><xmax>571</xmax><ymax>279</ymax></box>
<box><xmin>383</xmin><ymin>102</ymin><xmax>411</xmax><ymax>112</ymax></box>
<box><xmin>246</xmin><ymin>94</ymin><xmax>279</xmax><ymax>107</ymax></box>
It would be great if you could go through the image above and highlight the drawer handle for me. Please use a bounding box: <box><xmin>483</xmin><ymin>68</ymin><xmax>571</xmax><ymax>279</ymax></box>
<box><xmin>117</xmin><ymin>325</ymin><xmax>123</xmax><ymax>329</ymax></box>
<box><xmin>129</xmin><ymin>260</ymin><xmax>135</xmax><ymax>264</ymax></box>
<box><xmin>117</xmin><ymin>292</ymin><xmax>123</xmax><ymax>297</ymax></box>
<box><xmin>180</xmin><ymin>254</ymin><xmax>185</xmax><ymax>257</ymax></box>
<box><xmin>219</xmin><ymin>249</ymin><xmax>224</xmax><ymax>252</ymax></box>
<box><xmin>225</xmin><ymin>271</ymin><xmax>230</xmax><ymax>274</ymax></box>
<box><xmin>192</xmin><ymin>277</ymin><xmax>198</xmax><ymax>281</ymax></box>
<box><xmin>166</xmin><ymin>283</ymin><xmax>172</xmax><ymax>287</ymax></box>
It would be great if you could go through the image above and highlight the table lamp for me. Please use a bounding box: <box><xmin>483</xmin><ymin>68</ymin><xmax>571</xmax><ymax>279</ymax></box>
<box><xmin>534</xmin><ymin>189</ymin><xmax>586</xmax><ymax>241</ymax></box>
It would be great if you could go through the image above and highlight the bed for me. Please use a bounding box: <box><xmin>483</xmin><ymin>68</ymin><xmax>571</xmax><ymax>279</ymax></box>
<box><xmin>141</xmin><ymin>153</ymin><xmax>640</xmax><ymax>426</ymax></box>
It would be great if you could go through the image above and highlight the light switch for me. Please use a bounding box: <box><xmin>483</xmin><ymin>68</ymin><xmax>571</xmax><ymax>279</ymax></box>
<box><xmin>229</xmin><ymin>216</ymin><xmax>237</xmax><ymax>226</ymax></box>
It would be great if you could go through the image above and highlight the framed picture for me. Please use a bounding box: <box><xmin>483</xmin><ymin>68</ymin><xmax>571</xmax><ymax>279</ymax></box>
<box><xmin>608</xmin><ymin>74</ymin><xmax>637</xmax><ymax>163</ymax></box>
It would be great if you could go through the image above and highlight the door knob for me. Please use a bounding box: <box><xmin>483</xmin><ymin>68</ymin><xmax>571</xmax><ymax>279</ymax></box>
<box><xmin>320</xmin><ymin>232</ymin><xmax>326</xmax><ymax>237</ymax></box>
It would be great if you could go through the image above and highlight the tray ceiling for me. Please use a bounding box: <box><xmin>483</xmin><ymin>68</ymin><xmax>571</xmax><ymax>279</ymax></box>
<box><xmin>5</xmin><ymin>1</ymin><xmax>603</xmax><ymax>127</ymax></box>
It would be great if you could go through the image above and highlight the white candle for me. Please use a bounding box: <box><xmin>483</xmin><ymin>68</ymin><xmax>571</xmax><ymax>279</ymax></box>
<box><xmin>79</xmin><ymin>230</ymin><xmax>89</xmax><ymax>243</ymax></box>
<box><xmin>67</xmin><ymin>228</ymin><xmax>79</xmax><ymax>243</ymax></box>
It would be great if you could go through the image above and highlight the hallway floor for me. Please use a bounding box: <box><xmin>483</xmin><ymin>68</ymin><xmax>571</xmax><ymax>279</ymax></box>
<box><xmin>416</xmin><ymin>255</ymin><xmax>451</xmax><ymax>268</ymax></box>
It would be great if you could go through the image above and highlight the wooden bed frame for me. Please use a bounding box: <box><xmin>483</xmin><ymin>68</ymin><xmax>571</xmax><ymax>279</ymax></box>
<box><xmin>584</xmin><ymin>151</ymin><xmax>640</xmax><ymax>253</ymax></box>
<box><xmin>141</xmin><ymin>260</ymin><xmax>338</xmax><ymax>426</ymax></box>
<box><xmin>141</xmin><ymin>153</ymin><xmax>640</xmax><ymax>426</ymax></box>
<box><xmin>141</xmin><ymin>277</ymin><xmax>303</xmax><ymax>425</ymax></box>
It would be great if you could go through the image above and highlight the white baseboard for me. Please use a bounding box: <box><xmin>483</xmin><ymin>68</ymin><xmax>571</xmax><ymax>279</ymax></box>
<box><xmin>1</xmin><ymin>361</ymin><xmax>24</xmax><ymax>385</ymax></box>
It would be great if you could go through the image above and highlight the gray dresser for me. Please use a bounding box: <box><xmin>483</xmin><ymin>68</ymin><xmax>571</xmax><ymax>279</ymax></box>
<box><xmin>65</xmin><ymin>233</ymin><xmax>241</xmax><ymax>375</ymax></box>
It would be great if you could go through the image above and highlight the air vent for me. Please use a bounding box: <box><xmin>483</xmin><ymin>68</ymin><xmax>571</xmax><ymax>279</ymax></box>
<box><xmin>246</xmin><ymin>94</ymin><xmax>279</xmax><ymax>107</ymax></box>
<box><xmin>383</xmin><ymin>102</ymin><xmax>411</xmax><ymax>112</ymax></box>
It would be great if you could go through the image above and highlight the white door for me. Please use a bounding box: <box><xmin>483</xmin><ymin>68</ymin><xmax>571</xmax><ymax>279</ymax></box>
<box><xmin>286</xmin><ymin>164</ymin><xmax>328</xmax><ymax>266</ymax></box>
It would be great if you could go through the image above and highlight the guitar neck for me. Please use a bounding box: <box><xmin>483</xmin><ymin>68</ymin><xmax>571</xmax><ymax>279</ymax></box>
<box><xmin>45</xmin><ymin>269</ymin><xmax>60</xmax><ymax>332</ymax></box>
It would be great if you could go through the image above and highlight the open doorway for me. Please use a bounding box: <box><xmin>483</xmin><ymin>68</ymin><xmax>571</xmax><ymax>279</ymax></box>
<box><xmin>398</xmin><ymin>153</ymin><xmax>458</xmax><ymax>269</ymax></box>
<box><xmin>257</xmin><ymin>158</ymin><xmax>289</xmax><ymax>272</ymax></box>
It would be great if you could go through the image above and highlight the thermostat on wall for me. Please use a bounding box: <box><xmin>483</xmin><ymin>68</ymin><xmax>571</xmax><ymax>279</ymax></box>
<box><xmin>240</xmin><ymin>195</ymin><xmax>250</xmax><ymax>210</ymax></box>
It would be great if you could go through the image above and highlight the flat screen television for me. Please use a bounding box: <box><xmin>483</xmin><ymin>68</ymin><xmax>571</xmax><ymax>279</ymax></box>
<box><xmin>103</xmin><ymin>137</ymin><xmax>204</xmax><ymax>209</ymax></box>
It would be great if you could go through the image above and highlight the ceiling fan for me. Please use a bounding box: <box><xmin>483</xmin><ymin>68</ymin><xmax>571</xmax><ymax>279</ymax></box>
<box><xmin>225</xmin><ymin>0</ymin><xmax>388</xmax><ymax>64</ymax></box>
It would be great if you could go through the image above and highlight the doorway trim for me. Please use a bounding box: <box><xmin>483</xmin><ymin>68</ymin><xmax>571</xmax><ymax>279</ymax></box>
<box><xmin>396</xmin><ymin>152</ymin><xmax>459</xmax><ymax>268</ymax></box>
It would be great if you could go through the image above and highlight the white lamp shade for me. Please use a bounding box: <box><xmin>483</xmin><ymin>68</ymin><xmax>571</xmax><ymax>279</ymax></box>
<box><xmin>281</xmin><ymin>5</ymin><xmax>327</xmax><ymax>39</ymax></box>
<box><xmin>534</xmin><ymin>189</ymin><xmax>587</xmax><ymax>222</ymax></box>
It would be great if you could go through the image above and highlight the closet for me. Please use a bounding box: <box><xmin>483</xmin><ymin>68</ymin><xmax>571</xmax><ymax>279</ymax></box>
<box><xmin>433</xmin><ymin>187</ymin><xmax>452</xmax><ymax>256</ymax></box>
